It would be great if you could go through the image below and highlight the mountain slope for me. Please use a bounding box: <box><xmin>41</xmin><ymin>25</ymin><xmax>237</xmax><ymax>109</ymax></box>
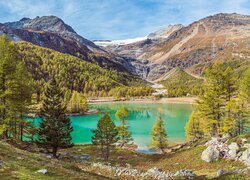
<box><xmin>95</xmin><ymin>24</ymin><xmax>183</xmax><ymax>60</ymax></box>
<box><xmin>100</xmin><ymin>13</ymin><xmax>250</xmax><ymax>80</ymax></box>
<box><xmin>1</xmin><ymin>16</ymin><xmax>139</xmax><ymax>75</ymax></box>
<box><xmin>160</xmin><ymin>67</ymin><xmax>203</xmax><ymax>97</ymax></box>
<box><xmin>4</xmin><ymin>16</ymin><xmax>102</xmax><ymax>52</ymax></box>
<box><xmin>16</xmin><ymin>42</ymin><xmax>147</xmax><ymax>98</ymax></box>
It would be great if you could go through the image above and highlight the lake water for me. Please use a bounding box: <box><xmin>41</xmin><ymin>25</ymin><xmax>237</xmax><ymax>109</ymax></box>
<box><xmin>32</xmin><ymin>102</ymin><xmax>193</xmax><ymax>149</ymax></box>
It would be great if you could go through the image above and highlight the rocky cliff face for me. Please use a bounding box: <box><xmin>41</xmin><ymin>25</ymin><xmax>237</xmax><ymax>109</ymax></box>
<box><xmin>4</xmin><ymin>16</ymin><xmax>102</xmax><ymax>52</ymax></box>
<box><xmin>1</xmin><ymin>16</ymin><xmax>137</xmax><ymax>74</ymax></box>
<box><xmin>99</xmin><ymin>13</ymin><xmax>250</xmax><ymax>81</ymax></box>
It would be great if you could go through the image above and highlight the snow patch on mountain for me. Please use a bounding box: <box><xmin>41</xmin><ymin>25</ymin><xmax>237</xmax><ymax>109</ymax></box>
<box><xmin>94</xmin><ymin>36</ymin><xmax>147</xmax><ymax>47</ymax></box>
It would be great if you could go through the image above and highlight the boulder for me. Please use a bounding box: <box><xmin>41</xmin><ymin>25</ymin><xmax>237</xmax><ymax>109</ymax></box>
<box><xmin>174</xmin><ymin>169</ymin><xmax>196</xmax><ymax>178</ymax></box>
<box><xmin>228</xmin><ymin>142</ymin><xmax>239</xmax><ymax>150</ymax></box>
<box><xmin>37</xmin><ymin>169</ymin><xmax>48</xmax><ymax>174</ymax></box>
<box><xmin>243</xmin><ymin>143</ymin><xmax>250</xmax><ymax>149</ymax></box>
<box><xmin>228</xmin><ymin>149</ymin><xmax>238</xmax><ymax>159</ymax></box>
<box><xmin>0</xmin><ymin>160</ymin><xmax>4</xmax><ymax>167</ymax></box>
<box><xmin>216</xmin><ymin>169</ymin><xmax>228</xmax><ymax>177</ymax></box>
<box><xmin>201</xmin><ymin>146</ymin><xmax>220</xmax><ymax>162</ymax></box>
<box><xmin>228</xmin><ymin>142</ymin><xmax>239</xmax><ymax>159</ymax></box>
<box><xmin>239</xmin><ymin>149</ymin><xmax>250</xmax><ymax>166</ymax></box>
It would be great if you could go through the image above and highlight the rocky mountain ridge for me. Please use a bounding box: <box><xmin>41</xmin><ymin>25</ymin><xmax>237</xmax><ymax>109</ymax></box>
<box><xmin>99</xmin><ymin>13</ymin><xmax>250</xmax><ymax>80</ymax></box>
<box><xmin>1</xmin><ymin>16</ymin><xmax>139</xmax><ymax>75</ymax></box>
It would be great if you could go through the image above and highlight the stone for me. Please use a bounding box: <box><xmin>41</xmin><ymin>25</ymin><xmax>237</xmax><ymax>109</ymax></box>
<box><xmin>77</xmin><ymin>149</ymin><xmax>82</xmax><ymax>152</ymax></box>
<box><xmin>228</xmin><ymin>149</ymin><xmax>237</xmax><ymax>159</ymax></box>
<box><xmin>221</xmin><ymin>133</ymin><xmax>231</xmax><ymax>141</ymax></box>
<box><xmin>216</xmin><ymin>169</ymin><xmax>228</xmax><ymax>177</ymax></box>
<box><xmin>17</xmin><ymin>157</ymin><xmax>23</xmax><ymax>160</ymax></box>
<box><xmin>239</xmin><ymin>149</ymin><xmax>250</xmax><ymax>166</ymax></box>
<box><xmin>0</xmin><ymin>160</ymin><xmax>4</xmax><ymax>167</ymax></box>
<box><xmin>228</xmin><ymin>142</ymin><xmax>239</xmax><ymax>150</ymax></box>
<box><xmin>46</xmin><ymin>155</ymin><xmax>53</xmax><ymax>159</ymax></box>
<box><xmin>37</xmin><ymin>169</ymin><xmax>48</xmax><ymax>174</ymax></box>
<box><xmin>243</xmin><ymin>143</ymin><xmax>250</xmax><ymax>149</ymax></box>
<box><xmin>201</xmin><ymin>146</ymin><xmax>220</xmax><ymax>162</ymax></box>
<box><xmin>241</xmin><ymin>138</ymin><xmax>248</xmax><ymax>144</ymax></box>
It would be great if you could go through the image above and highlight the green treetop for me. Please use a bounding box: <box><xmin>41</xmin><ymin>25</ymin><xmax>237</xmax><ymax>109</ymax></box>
<box><xmin>92</xmin><ymin>114</ymin><xmax>119</xmax><ymax>160</ymax></box>
<box><xmin>151</xmin><ymin>114</ymin><xmax>168</xmax><ymax>153</ymax></box>
<box><xmin>115</xmin><ymin>107</ymin><xmax>133</xmax><ymax>147</ymax></box>
<box><xmin>37</xmin><ymin>77</ymin><xmax>73</xmax><ymax>158</ymax></box>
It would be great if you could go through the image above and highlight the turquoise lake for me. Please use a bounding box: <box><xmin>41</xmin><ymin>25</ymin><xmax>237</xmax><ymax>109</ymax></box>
<box><xmin>33</xmin><ymin>102</ymin><xmax>193</xmax><ymax>149</ymax></box>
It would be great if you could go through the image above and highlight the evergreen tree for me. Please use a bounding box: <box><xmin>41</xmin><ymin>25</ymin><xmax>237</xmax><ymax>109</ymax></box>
<box><xmin>196</xmin><ymin>63</ymin><xmax>226</xmax><ymax>136</ymax></box>
<box><xmin>67</xmin><ymin>90</ymin><xmax>88</xmax><ymax>113</ymax></box>
<box><xmin>151</xmin><ymin>115</ymin><xmax>168</xmax><ymax>153</ymax></box>
<box><xmin>0</xmin><ymin>35</ymin><xmax>30</xmax><ymax>138</ymax></box>
<box><xmin>115</xmin><ymin>107</ymin><xmax>133</xmax><ymax>147</ymax></box>
<box><xmin>185</xmin><ymin>111</ymin><xmax>203</xmax><ymax>140</ymax></box>
<box><xmin>235</xmin><ymin>66</ymin><xmax>250</xmax><ymax>135</ymax></box>
<box><xmin>92</xmin><ymin>114</ymin><xmax>118</xmax><ymax>160</ymax></box>
<box><xmin>37</xmin><ymin>77</ymin><xmax>73</xmax><ymax>158</ymax></box>
<box><xmin>10</xmin><ymin>62</ymin><xmax>33</xmax><ymax>140</ymax></box>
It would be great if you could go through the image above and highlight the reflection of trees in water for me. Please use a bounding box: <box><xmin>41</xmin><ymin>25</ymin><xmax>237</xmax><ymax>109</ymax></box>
<box><xmin>92</xmin><ymin>104</ymin><xmax>152</xmax><ymax>119</ymax></box>
<box><xmin>132</xmin><ymin>110</ymin><xmax>151</xmax><ymax>119</ymax></box>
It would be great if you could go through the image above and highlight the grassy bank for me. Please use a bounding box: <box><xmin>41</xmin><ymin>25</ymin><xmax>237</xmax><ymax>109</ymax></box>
<box><xmin>0</xmin><ymin>140</ymin><xmax>248</xmax><ymax>179</ymax></box>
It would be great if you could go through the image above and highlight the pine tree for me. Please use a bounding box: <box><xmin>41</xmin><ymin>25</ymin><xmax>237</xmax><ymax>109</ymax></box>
<box><xmin>235</xmin><ymin>66</ymin><xmax>250</xmax><ymax>135</ymax></box>
<box><xmin>10</xmin><ymin>62</ymin><xmax>33</xmax><ymax>140</ymax></box>
<box><xmin>67</xmin><ymin>90</ymin><xmax>88</xmax><ymax>113</ymax></box>
<box><xmin>115</xmin><ymin>107</ymin><xmax>133</xmax><ymax>147</ymax></box>
<box><xmin>221</xmin><ymin>67</ymin><xmax>238</xmax><ymax>134</ymax></box>
<box><xmin>0</xmin><ymin>35</ymin><xmax>19</xmax><ymax>138</ymax></box>
<box><xmin>185</xmin><ymin>111</ymin><xmax>203</xmax><ymax>140</ymax></box>
<box><xmin>196</xmin><ymin>63</ymin><xmax>226</xmax><ymax>136</ymax></box>
<box><xmin>91</xmin><ymin>114</ymin><xmax>119</xmax><ymax>160</ymax></box>
<box><xmin>151</xmin><ymin>115</ymin><xmax>168</xmax><ymax>153</ymax></box>
<box><xmin>37</xmin><ymin>77</ymin><xmax>73</xmax><ymax>158</ymax></box>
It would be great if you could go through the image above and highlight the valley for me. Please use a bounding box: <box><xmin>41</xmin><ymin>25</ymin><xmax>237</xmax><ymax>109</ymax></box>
<box><xmin>0</xmin><ymin>8</ymin><xmax>249</xmax><ymax>180</ymax></box>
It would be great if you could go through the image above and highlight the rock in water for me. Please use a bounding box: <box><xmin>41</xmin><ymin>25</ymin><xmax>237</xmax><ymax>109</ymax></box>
<box><xmin>201</xmin><ymin>146</ymin><xmax>220</xmax><ymax>162</ymax></box>
<box><xmin>37</xmin><ymin>169</ymin><xmax>48</xmax><ymax>174</ymax></box>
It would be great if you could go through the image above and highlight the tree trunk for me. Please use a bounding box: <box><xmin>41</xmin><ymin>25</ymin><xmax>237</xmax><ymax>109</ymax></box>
<box><xmin>52</xmin><ymin>146</ymin><xmax>58</xmax><ymax>158</ymax></box>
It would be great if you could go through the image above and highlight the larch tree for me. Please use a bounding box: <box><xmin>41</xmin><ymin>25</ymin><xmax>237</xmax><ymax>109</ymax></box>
<box><xmin>151</xmin><ymin>115</ymin><xmax>168</xmax><ymax>153</ymax></box>
<box><xmin>185</xmin><ymin>111</ymin><xmax>203</xmax><ymax>140</ymax></box>
<box><xmin>91</xmin><ymin>114</ymin><xmax>119</xmax><ymax>160</ymax></box>
<box><xmin>67</xmin><ymin>90</ymin><xmax>88</xmax><ymax>114</ymax></box>
<box><xmin>115</xmin><ymin>107</ymin><xmax>133</xmax><ymax>147</ymax></box>
<box><xmin>37</xmin><ymin>77</ymin><xmax>73</xmax><ymax>158</ymax></box>
<box><xmin>0</xmin><ymin>35</ymin><xmax>33</xmax><ymax>140</ymax></box>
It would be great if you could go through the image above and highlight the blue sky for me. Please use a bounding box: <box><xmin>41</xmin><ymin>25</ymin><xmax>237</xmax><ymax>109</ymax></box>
<box><xmin>0</xmin><ymin>0</ymin><xmax>250</xmax><ymax>40</ymax></box>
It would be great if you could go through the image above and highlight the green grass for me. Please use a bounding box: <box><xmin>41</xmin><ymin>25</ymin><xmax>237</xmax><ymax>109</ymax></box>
<box><xmin>0</xmin><ymin>141</ymin><xmax>106</xmax><ymax>179</ymax></box>
<box><xmin>0</xmin><ymin>140</ymin><xmax>249</xmax><ymax>179</ymax></box>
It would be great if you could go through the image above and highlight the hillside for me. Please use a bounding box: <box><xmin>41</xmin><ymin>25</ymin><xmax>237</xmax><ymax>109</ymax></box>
<box><xmin>16</xmin><ymin>42</ymin><xmax>149</xmax><ymax>98</ymax></box>
<box><xmin>0</xmin><ymin>140</ymin><xmax>248</xmax><ymax>179</ymax></box>
<box><xmin>100</xmin><ymin>13</ymin><xmax>250</xmax><ymax>81</ymax></box>
<box><xmin>160</xmin><ymin>67</ymin><xmax>203</xmax><ymax>97</ymax></box>
<box><xmin>0</xmin><ymin>16</ymin><xmax>139</xmax><ymax>76</ymax></box>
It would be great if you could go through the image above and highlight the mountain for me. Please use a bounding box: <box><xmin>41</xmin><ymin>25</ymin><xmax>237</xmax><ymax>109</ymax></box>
<box><xmin>1</xmin><ymin>16</ymin><xmax>138</xmax><ymax>74</ymax></box>
<box><xmin>4</xmin><ymin>16</ymin><xmax>102</xmax><ymax>52</ymax></box>
<box><xmin>94</xmin><ymin>24</ymin><xmax>183</xmax><ymax>59</ymax></box>
<box><xmin>98</xmin><ymin>13</ymin><xmax>250</xmax><ymax>80</ymax></box>
<box><xmin>159</xmin><ymin>67</ymin><xmax>203</xmax><ymax>97</ymax></box>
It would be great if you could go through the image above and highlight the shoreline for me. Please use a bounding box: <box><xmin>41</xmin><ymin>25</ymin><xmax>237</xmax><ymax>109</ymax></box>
<box><xmin>88</xmin><ymin>97</ymin><xmax>197</xmax><ymax>104</ymax></box>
